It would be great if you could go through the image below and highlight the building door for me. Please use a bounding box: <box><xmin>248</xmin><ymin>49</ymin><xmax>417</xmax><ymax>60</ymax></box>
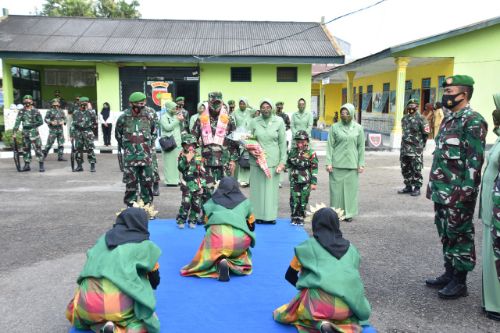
<box><xmin>175</xmin><ymin>81</ymin><xmax>199</xmax><ymax>116</ymax></box>
<box><xmin>421</xmin><ymin>78</ymin><xmax>431</xmax><ymax>111</ymax></box>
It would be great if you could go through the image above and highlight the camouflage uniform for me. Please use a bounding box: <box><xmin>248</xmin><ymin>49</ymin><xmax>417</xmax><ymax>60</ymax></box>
<box><xmin>427</xmin><ymin>105</ymin><xmax>487</xmax><ymax>273</ymax></box>
<box><xmin>70</xmin><ymin>106</ymin><xmax>97</xmax><ymax>166</ymax></box>
<box><xmin>147</xmin><ymin>107</ymin><xmax>161</xmax><ymax>194</ymax></box>
<box><xmin>177</xmin><ymin>134</ymin><xmax>206</xmax><ymax>227</ymax></box>
<box><xmin>13</xmin><ymin>106</ymin><xmax>44</xmax><ymax>164</ymax></box>
<box><xmin>178</xmin><ymin>107</ymin><xmax>190</xmax><ymax>133</ymax></box>
<box><xmin>44</xmin><ymin>106</ymin><xmax>67</xmax><ymax>160</ymax></box>
<box><xmin>287</xmin><ymin>131</ymin><xmax>318</xmax><ymax>224</ymax></box>
<box><xmin>191</xmin><ymin>95</ymin><xmax>239</xmax><ymax>204</ymax></box>
<box><xmin>400</xmin><ymin>111</ymin><xmax>429</xmax><ymax>189</ymax></box>
<box><xmin>115</xmin><ymin>100</ymin><xmax>157</xmax><ymax>206</ymax></box>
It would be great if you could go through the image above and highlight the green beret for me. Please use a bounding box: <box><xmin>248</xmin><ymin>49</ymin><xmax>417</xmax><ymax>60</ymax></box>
<box><xmin>208</xmin><ymin>92</ymin><xmax>223</xmax><ymax>100</ymax></box>
<box><xmin>276</xmin><ymin>101</ymin><xmax>284</xmax><ymax>105</ymax></box>
<box><xmin>175</xmin><ymin>96</ymin><xmax>185</xmax><ymax>102</ymax></box>
<box><xmin>22</xmin><ymin>95</ymin><xmax>33</xmax><ymax>100</ymax></box>
<box><xmin>129</xmin><ymin>92</ymin><xmax>147</xmax><ymax>103</ymax></box>
<box><xmin>228</xmin><ymin>100</ymin><xmax>235</xmax><ymax>105</ymax></box>
<box><xmin>407</xmin><ymin>98</ymin><xmax>419</xmax><ymax>105</ymax></box>
<box><xmin>442</xmin><ymin>75</ymin><xmax>474</xmax><ymax>88</ymax></box>
<box><xmin>164</xmin><ymin>100</ymin><xmax>177</xmax><ymax>111</ymax></box>
<box><xmin>79</xmin><ymin>97</ymin><xmax>90</xmax><ymax>102</ymax></box>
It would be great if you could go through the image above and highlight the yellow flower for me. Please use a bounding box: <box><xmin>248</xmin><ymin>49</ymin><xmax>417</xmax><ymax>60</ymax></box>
<box><xmin>200</xmin><ymin>114</ymin><xmax>209</xmax><ymax>124</ymax></box>
<box><xmin>219</xmin><ymin>114</ymin><xmax>229</xmax><ymax>123</ymax></box>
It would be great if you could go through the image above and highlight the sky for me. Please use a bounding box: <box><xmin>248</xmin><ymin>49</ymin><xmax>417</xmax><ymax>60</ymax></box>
<box><xmin>1</xmin><ymin>0</ymin><xmax>500</xmax><ymax>59</ymax></box>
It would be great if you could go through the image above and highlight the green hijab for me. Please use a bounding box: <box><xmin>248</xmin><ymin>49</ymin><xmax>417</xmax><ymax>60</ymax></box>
<box><xmin>340</xmin><ymin>103</ymin><xmax>356</xmax><ymax>125</ymax></box>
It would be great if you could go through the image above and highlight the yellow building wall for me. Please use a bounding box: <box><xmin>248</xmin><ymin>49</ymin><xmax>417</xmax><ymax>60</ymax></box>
<box><xmin>322</xmin><ymin>59</ymin><xmax>454</xmax><ymax>124</ymax></box>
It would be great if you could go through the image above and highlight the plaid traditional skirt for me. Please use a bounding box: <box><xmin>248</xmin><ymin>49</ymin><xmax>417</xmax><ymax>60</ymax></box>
<box><xmin>66</xmin><ymin>277</ymin><xmax>149</xmax><ymax>333</ymax></box>
<box><xmin>273</xmin><ymin>288</ymin><xmax>362</xmax><ymax>333</ymax></box>
<box><xmin>180</xmin><ymin>224</ymin><xmax>253</xmax><ymax>278</ymax></box>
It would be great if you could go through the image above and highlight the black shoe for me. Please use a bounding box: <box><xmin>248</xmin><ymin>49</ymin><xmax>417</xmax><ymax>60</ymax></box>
<box><xmin>344</xmin><ymin>217</ymin><xmax>353</xmax><ymax>222</ymax></box>
<box><xmin>320</xmin><ymin>321</ymin><xmax>338</xmax><ymax>333</ymax></box>
<box><xmin>196</xmin><ymin>220</ymin><xmax>205</xmax><ymax>225</ymax></box>
<box><xmin>398</xmin><ymin>186</ymin><xmax>412</xmax><ymax>194</ymax></box>
<box><xmin>438</xmin><ymin>278</ymin><xmax>468</xmax><ymax>299</ymax></box>
<box><xmin>166</xmin><ymin>184</ymin><xmax>178</xmax><ymax>187</ymax></box>
<box><xmin>152</xmin><ymin>182</ymin><xmax>160</xmax><ymax>196</ymax></box>
<box><xmin>90</xmin><ymin>163</ymin><xmax>96</xmax><ymax>172</ymax></box>
<box><xmin>101</xmin><ymin>321</ymin><xmax>115</xmax><ymax>333</ymax></box>
<box><xmin>22</xmin><ymin>163</ymin><xmax>31</xmax><ymax>172</ymax></box>
<box><xmin>75</xmin><ymin>164</ymin><xmax>83</xmax><ymax>172</ymax></box>
<box><xmin>57</xmin><ymin>156</ymin><xmax>67</xmax><ymax>161</ymax></box>
<box><xmin>217</xmin><ymin>258</ymin><xmax>230</xmax><ymax>282</ymax></box>
<box><xmin>425</xmin><ymin>265</ymin><xmax>454</xmax><ymax>288</ymax></box>
<box><xmin>42</xmin><ymin>149</ymin><xmax>48</xmax><ymax>159</ymax></box>
<box><xmin>39</xmin><ymin>162</ymin><xmax>45</xmax><ymax>172</ymax></box>
<box><xmin>410</xmin><ymin>187</ymin><xmax>421</xmax><ymax>196</ymax></box>
<box><xmin>486</xmin><ymin>311</ymin><xmax>500</xmax><ymax>321</ymax></box>
<box><xmin>261</xmin><ymin>220</ymin><xmax>276</xmax><ymax>224</ymax></box>
<box><xmin>255</xmin><ymin>219</ymin><xmax>263</xmax><ymax>224</ymax></box>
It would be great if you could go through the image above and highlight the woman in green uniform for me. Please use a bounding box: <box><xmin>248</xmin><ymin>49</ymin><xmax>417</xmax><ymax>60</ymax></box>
<box><xmin>233</xmin><ymin>98</ymin><xmax>255</xmax><ymax>187</ymax></box>
<box><xmin>160</xmin><ymin>100</ymin><xmax>183</xmax><ymax>186</ymax></box>
<box><xmin>326</xmin><ymin>103</ymin><xmax>365</xmax><ymax>222</ymax></box>
<box><xmin>291</xmin><ymin>98</ymin><xmax>314</xmax><ymax>139</ymax></box>
<box><xmin>480</xmin><ymin>97</ymin><xmax>500</xmax><ymax>321</ymax></box>
<box><xmin>248</xmin><ymin>99</ymin><xmax>287</xmax><ymax>224</ymax></box>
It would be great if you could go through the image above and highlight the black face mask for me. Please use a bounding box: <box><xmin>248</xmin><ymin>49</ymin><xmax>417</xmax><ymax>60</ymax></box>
<box><xmin>441</xmin><ymin>93</ymin><xmax>465</xmax><ymax>110</ymax></box>
<box><xmin>132</xmin><ymin>105</ymin><xmax>145</xmax><ymax>112</ymax></box>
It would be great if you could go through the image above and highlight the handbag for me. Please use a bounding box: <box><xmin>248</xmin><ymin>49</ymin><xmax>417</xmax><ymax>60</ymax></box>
<box><xmin>238</xmin><ymin>151</ymin><xmax>250</xmax><ymax>168</ymax></box>
<box><xmin>159</xmin><ymin>135</ymin><xmax>177</xmax><ymax>152</ymax></box>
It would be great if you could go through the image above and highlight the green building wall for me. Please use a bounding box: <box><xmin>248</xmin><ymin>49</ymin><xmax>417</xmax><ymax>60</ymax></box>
<box><xmin>395</xmin><ymin>23</ymin><xmax>500</xmax><ymax>143</ymax></box>
<box><xmin>200</xmin><ymin>63</ymin><xmax>312</xmax><ymax>113</ymax></box>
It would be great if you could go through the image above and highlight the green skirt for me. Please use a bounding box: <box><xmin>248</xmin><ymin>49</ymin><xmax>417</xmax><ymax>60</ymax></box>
<box><xmin>250</xmin><ymin>164</ymin><xmax>280</xmax><ymax>221</ymax></box>
<box><xmin>162</xmin><ymin>148</ymin><xmax>180</xmax><ymax>185</ymax></box>
<box><xmin>329</xmin><ymin>168</ymin><xmax>359</xmax><ymax>219</ymax></box>
<box><xmin>482</xmin><ymin>223</ymin><xmax>500</xmax><ymax>313</ymax></box>
<box><xmin>236</xmin><ymin>165</ymin><xmax>250</xmax><ymax>184</ymax></box>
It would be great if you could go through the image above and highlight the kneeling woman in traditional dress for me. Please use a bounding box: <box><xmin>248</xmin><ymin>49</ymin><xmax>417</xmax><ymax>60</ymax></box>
<box><xmin>66</xmin><ymin>207</ymin><xmax>162</xmax><ymax>333</ymax></box>
<box><xmin>273</xmin><ymin>207</ymin><xmax>371</xmax><ymax>333</ymax></box>
<box><xmin>181</xmin><ymin>177</ymin><xmax>256</xmax><ymax>282</ymax></box>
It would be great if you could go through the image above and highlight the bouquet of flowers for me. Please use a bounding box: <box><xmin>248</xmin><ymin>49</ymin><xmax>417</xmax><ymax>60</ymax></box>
<box><xmin>227</xmin><ymin>128</ymin><xmax>271</xmax><ymax>178</ymax></box>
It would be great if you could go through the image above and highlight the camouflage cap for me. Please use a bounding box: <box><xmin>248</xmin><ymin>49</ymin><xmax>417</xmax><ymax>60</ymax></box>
<box><xmin>79</xmin><ymin>97</ymin><xmax>90</xmax><ymax>102</ymax></box>
<box><xmin>51</xmin><ymin>98</ymin><xmax>60</xmax><ymax>105</ymax></box>
<box><xmin>442</xmin><ymin>75</ymin><xmax>474</xmax><ymax>88</ymax></box>
<box><xmin>227</xmin><ymin>100</ymin><xmax>235</xmax><ymax>105</ymax></box>
<box><xmin>208</xmin><ymin>91</ymin><xmax>223</xmax><ymax>100</ymax></box>
<box><xmin>407</xmin><ymin>98</ymin><xmax>420</xmax><ymax>105</ymax></box>
<box><xmin>175</xmin><ymin>96</ymin><xmax>185</xmax><ymax>102</ymax></box>
<box><xmin>294</xmin><ymin>130</ymin><xmax>309</xmax><ymax>141</ymax></box>
<box><xmin>181</xmin><ymin>133</ymin><xmax>198</xmax><ymax>146</ymax></box>
<box><xmin>22</xmin><ymin>95</ymin><xmax>33</xmax><ymax>101</ymax></box>
<box><xmin>129</xmin><ymin>92</ymin><xmax>147</xmax><ymax>103</ymax></box>
<box><xmin>276</xmin><ymin>101</ymin><xmax>284</xmax><ymax>105</ymax></box>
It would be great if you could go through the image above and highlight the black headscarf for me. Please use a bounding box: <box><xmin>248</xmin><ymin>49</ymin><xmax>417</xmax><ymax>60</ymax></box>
<box><xmin>105</xmin><ymin>208</ymin><xmax>150</xmax><ymax>249</ymax></box>
<box><xmin>312</xmin><ymin>208</ymin><xmax>350</xmax><ymax>259</ymax></box>
<box><xmin>211</xmin><ymin>177</ymin><xmax>246</xmax><ymax>209</ymax></box>
<box><xmin>101</xmin><ymin>103</ymin><xmax>110</xmax><ymax>121</ymax></box>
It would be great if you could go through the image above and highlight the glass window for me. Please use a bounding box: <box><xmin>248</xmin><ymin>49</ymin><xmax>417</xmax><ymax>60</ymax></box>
<box><xmin>422</xmin><ymin>78</ymin><xmax>431</xmax><ymax>89</ymax></box>
<box><xmin>438</xmin><ymin>75</ymin><xmax>446</xmax><ymax>87</ymax></box>
<box><xmin>231</xmin><ymin>67</ymin><xmax>251</xmax><ymax>82</ymax></box>
<box><xmin>383</xmin><ymin>82</ymin><xmax>390</xmax><ymax>91</ymax></box>
<box><xmin>367</xmin><ymin>85</ymin><xmax>373</xmax><ymax>93</ymax></box>
<box><xmin>405</xmin><ymin>80</ymin><xmax>412</xmax><ymax>90</ymax></box>
<box><xmin>276</xmin><ymin>67</ymin><xmax>297</xmax><ymax>82</ymax></box>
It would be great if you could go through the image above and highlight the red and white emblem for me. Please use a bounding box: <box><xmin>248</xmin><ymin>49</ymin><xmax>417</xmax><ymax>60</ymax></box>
<box><xmin>368</xmin><ymin>133</ymin><xmax>382</xmax><ymax>147</ymax></box>
<box><xmin>150</xmin><ymin>82</ymin><xmax>169</xmax><ymax>106</ymax></box>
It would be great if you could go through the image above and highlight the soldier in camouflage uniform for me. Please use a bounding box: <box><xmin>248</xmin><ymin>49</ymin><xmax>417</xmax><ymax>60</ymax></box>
<box><xmin>115</xmin><ymin>92</ymin><xmax>158</xmax><ymax>207</ymax></box>
<box><xmin>43</xmin><ymin>98</ymin><xmax>67</xmax><ymax>161</ymax></box>
<box><xmin>287</xmin><ymin>130</ymin><xmax>318</xmax><ymax>225</ymax></box>
<box><xmin>13</xmin><ymin>95</ymin><xmax>45</xmax><ymax>172</ymax></box>
<box><xmin>228</xmin><ymin>100</ymin><xmax>236</xmax><ymax>115</ymax></box>
<box><xmin>398</xmin><ymin>98</ymin><xmax>430</xmax><ymax>196</ymax></box>
<box><xmin>70</xmin><ymin>97</ymin><xmax>97</xmax><ymax>172</ymax></box>
<box><xmin>175</xmin><ymin>96</ymin><xmax>190</xmax><ymax>133</ymax></box>
<box><xmin>191</xmin><ymin>92</ymin><xmax>239</xmax><ymax>205</ymax></box>
<box><xmin>177</xmin><ymin>133</ymin><xmax>206</xmax><ymax>229</ymax></box>
<box><xmin>425</xmin><ymin>75</ymin><xmax>488</xmax><ymax>299</ymax></box>
<box><xmin>147</xmin><ymin>106</ymin><xmax>161</xmax><ymax>196</ymax></box>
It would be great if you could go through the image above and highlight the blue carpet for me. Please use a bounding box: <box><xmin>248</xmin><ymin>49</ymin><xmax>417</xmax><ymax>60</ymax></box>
<box><xmin>70</xmin><ymin>219</ymin><xmax>376</xmax><ymax>333</ymax></box>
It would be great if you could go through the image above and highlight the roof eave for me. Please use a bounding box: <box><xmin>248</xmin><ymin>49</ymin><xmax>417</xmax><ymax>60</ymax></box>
<box><xmin>0</xmin><ymin>52</ymin><xmax>344</xmax><ymax>65</ymax></box>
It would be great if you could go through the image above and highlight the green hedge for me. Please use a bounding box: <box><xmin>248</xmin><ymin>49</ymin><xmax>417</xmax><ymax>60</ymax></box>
<box><xmin>2</xmin><ymin>129</ymin><xmax>23</xmax><ymax>148</ymax></box>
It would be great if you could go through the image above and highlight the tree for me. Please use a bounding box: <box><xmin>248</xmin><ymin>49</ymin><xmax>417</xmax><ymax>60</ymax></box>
<box><xmin>39</xmin><ymin>0</ymin><xmax>141</xmax><ymax>18</ymax></box>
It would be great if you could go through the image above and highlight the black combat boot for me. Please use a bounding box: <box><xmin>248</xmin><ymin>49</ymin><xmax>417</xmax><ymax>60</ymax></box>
<box><xmin>438</xmin><ymin>270</ymin><xmax>468</xmax><ymax>299</ymax></box>
<box><xmin>397</xmin><ymin>185</ymin><xmax>412</xmax><ymax>194</ymax></box>
<box><xmin>39</xmin><ymin>162</ymin><xmax>45</xmax><ymax>172</ymax></box>
<box><xmin>75</xmin><ymin>162</ymin><xmax>83</xmax><ymax>172</ymax></box>
<box><xmin>42</xmin><ymin>149</ymin><xmax>48</xmax><ymax>159</ymax></box>
<box><xmin>152</xmin><ymin>182</ymin><xmax>160</xmax><ymax>196</ymax></box>
<box><xmin>90</xmin><ymin>163</ymin><xmax>96</xmax><ymax>172</ymax></box>
<box><xmin>22</xmin><ymin>162</ymin><xmax>31</xmax><ymax>172</ymax></box>
<box><xmin>425</xmin><ymin>262</ymin><xmax>453</xmax><ymax>288</ymax></box>
<box><xmin>410</xmin><ymin>187</ymin><xmax>421</xmax><ymax>196</ymax></box>
<box><xmin>58</xmin><ymin>156</ymin><xmax>67</xmax><ymax>161</ymax></box>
